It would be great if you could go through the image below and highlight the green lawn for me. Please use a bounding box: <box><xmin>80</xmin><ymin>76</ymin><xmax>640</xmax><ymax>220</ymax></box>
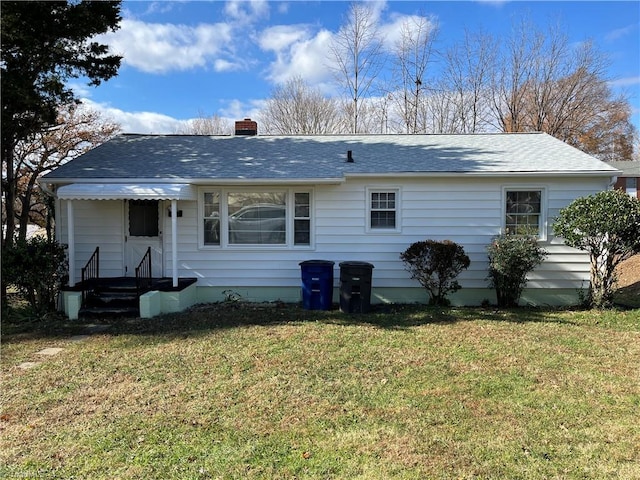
<box><xmin>2</xmin><ymin>304</ymin><xmax>639</xmax><ymax>479</ymax></box>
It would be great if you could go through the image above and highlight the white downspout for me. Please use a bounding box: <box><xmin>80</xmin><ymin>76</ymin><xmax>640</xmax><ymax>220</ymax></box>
<box><xmin>67</xmin><ymin>200</ymin><xmax>76</xmax><ymax>286</ymax></box>
<box><xmin>171</xmin><ymin>199</ymin><xmax>178</xmax><ymax>287</ymax></box>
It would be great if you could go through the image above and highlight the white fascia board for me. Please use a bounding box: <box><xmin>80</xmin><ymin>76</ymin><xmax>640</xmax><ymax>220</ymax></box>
<box><xmin>344</xmin><ymin>170</ymin><xmax>621</xmax><ymax>178</ymax></box>
<box><xmin>44</xmin><ymin>177</ymin><xmax>345</xmax><ymax>186</ymax></box>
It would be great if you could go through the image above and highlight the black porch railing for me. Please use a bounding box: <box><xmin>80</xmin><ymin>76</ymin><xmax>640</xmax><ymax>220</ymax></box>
<box><xmin>135</xmin><ymin>246</ymin><xmax>152</xmax><ymax>298</ymax></box>
<box><xmin>81</xmin><ymin>246</ymin><xmax>100</xmax><ymax>304</ymax></box>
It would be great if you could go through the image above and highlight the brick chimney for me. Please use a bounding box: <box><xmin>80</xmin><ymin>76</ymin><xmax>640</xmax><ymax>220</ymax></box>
<box><xmin>235</xmin><ymin>118</ymin><xmax>258</xmax><ymax>136</ymax></box>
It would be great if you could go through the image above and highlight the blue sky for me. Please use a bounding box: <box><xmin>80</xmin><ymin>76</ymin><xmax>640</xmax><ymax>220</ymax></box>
<box><xmin>74</xmin><ymin>1</ymin><xmax>640</xmax><ymax>134</ymax></box>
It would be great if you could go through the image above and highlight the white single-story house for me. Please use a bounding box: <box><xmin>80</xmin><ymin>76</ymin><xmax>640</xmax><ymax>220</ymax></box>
<box><xmin>41</xmin><ymin>122</ymin><xmax>620</xmax><ymax>318</ymax></box>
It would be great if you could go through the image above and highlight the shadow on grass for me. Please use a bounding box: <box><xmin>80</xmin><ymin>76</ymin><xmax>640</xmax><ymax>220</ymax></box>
<box><xmin>614</xmin><ymin>281</ymin><xmax>640</xmax><ymax>309</ymax></box>
<box><xmin>2</xmin><ymin>297</ymin><xmax>592</xmax><ymax>344</ymax></box>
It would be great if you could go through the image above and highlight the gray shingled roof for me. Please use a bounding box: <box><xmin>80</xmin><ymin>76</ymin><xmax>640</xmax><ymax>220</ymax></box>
<box><xmin>606</xmin><ymin>161</ymin><xmax>640</xmax><ymax>177</ymax></box>
<box><xmin>43</xmin><ymin>132</ymin><xmax>618</xmax><ymax>182</ymax></box>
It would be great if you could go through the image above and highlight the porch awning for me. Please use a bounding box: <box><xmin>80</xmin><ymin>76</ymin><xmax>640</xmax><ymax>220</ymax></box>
<box><xmin>56</xmin><ymin>183</ymin><xmax>197</xmax><ymax>201</ymax></box>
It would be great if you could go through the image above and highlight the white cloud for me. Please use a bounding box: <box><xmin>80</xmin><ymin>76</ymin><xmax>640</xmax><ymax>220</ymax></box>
<box><xmin>79</xmin><ymin>97</ymin><xmax>268</xmax><ymax>135</ymax></box>
<box><xmin>608</xmin><ymin>76</ymin><xmax>640</xmax><ymax>88</ymax></box>
<box><xmin>258</xmin><ymin>25</ymin><xmax>309</xmax><ymax>52</ymax></box>
<box><xmin>98</xmin><ymin>18</ymin><xmax>233</xmax><ymax>74</ymax></box>
<box><xmin>219</xmin><ymin>98</ymin><xmax>264</xmax><ymax>123</ymax></box>
<box><xmin>258</xmin><ymin>25</ymin><xmax>335</xmax><ymax>88</ymax></box>
<box><xmin>224</xmin><ymin>0</ymin><xmax>269</xmax><ymax>24</ymax></box>
<box><xmin>256</xmin><ymin>7</ymin><xmax>439</xmax><ymax>93</ymax></box>
<box><xmin>80</xmin><ymin>98</ymin><xmax>184</xmax><ymax>134</ymax></box>
<box><xmin>606</xmin><ymin>23</ymin><xmax>638</xmax><ymax>42</ymax></box>
<box><xmin>379</xmin><ymin>13</ymin><xmax>439</xmax><ymax>52</ymax></box>
<box><xmin>67</xmin><ymin>81</ymin><xmax>93</xmax><ymax>98</ymax></box>
<box><xmin>138</xmin><ymin>2</ymin><xmax>180</xmax><ymax>16</ymax></box>
<box><xmin>214</xmin><ymin>59</ymin><xmax>241</xmax><ymax>72</ymax></box>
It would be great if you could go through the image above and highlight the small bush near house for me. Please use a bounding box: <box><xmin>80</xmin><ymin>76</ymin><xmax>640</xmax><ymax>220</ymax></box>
<box><xmin>1</xmin><ymin>237</ymin><xmax>68</xmax><ymax>316</ymax></box>
<box><xmin>487</xmin><ymin>235</ymin><xmax>547</xmax><ymax>307</ymax></box>
<box><xmin>553</xmin><ymin>189</ymin><xmax>640</xmax><ymax>309</ymax></box>
<box><xmin>400</xmin><ymin>239</ymin><xmax>470</xmax><ymax>306</ymax></box>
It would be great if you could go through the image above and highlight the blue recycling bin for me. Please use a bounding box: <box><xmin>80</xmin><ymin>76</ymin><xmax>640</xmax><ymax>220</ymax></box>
<box><xmin>300</xmin><ymin>260</ymin><xmax>335</xmax><ymax>310</ymax></box>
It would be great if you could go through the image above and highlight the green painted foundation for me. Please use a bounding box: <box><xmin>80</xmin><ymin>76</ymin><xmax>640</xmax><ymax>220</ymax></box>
<box><xmin>61</xmin><ymin>284</ymin><xmax>583</xmax><ymax>320</ymax></box>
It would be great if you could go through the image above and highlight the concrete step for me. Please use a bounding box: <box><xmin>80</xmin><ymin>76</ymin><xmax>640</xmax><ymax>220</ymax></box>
<box><xmin>79</xmin><ymin>305</ymin><xmax>140</xmax><ymax>319</ymax></box>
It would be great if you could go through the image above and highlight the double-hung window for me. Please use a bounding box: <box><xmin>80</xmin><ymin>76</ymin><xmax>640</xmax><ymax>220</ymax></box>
<box><xmin>201</xmin><ymin>189</ymin><xmax>311</xmax><ymax>247</ymax></box>
<box><xmin>367</xmin><ymin>188</ymin><xmax>400</xmax><ymax>232</ymax></box>
<box><xmin>504</xmin><ymin>188</ymin><xmax>545</xmax><ymax>238</ymax></box>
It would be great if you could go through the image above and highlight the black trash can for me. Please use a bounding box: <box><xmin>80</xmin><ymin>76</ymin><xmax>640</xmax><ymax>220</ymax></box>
<box><xmin>300</xmin><ymin>260</ymin><xmax>335</xmax><ymax>310</ymax></box>
<box><xmin>339</xmin><ymin>261</ymin><xmax>374</xmax><ymax>313</ymax></box>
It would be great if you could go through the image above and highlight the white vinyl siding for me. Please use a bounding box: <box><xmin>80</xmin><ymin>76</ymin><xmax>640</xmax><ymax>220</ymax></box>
<box><xmin>57</xmin><ymin>174</ymin><xmax>612</xmax><ymax>304</ymax></box>
<box><xmin>57</xmin><ymin>199</ymin><xmax>125</xmax><ymax>281</ymax></box>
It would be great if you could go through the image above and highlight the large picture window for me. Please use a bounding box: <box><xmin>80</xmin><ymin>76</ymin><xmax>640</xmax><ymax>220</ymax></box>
<box><xmin>504</xmin><ymin>189</ymin><xmax>543</xmax><ymax>236</ymax></box>
<box><xmin>228</xmin><ymin>192</ymin><xmax>286</xmax><ymax>244</ymax></box>
<box><xmin>201</xmin><ymin>189</ymin><xmax>312</xmax><ymax>247</ymax></box>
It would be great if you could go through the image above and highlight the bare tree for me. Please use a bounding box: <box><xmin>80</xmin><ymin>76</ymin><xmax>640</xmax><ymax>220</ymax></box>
<box><xmin>176</xmin><ymin>111</ymin><xmax>232</xmax><ymax>135</ymax></box>
<box><xmin>438</xmin><ymin>29</ymin><xmax>496</xmax><ymax>133</ymax></box>
<box><xmin>336</xmin><ymin>96</ymin><xmax>386</xmax><ymax>134</ymax></box>
<box><xmin>258</xmin><ymin>77</ymin><xmax>340</xmax><ymax>134</ymax></box>
<box><xmin>389</xmin><ymin>14</ymin><xmax>439</xmax><ymax>133</ymax></box>
<box><xmin>329</xmin><ymin>2</ymin><xmax>385</xmax><ymax>133</ymax></box>
<box><xmin>572</xmin><ymin>92</ymin><xmax>636</xmax><ymax>162</ymax></box>
<box><xmin>490</xmin><ymin>18</ymin><xmax>542</xmax><ymax>133</ymax></box>
<box><xmin>9</xmin><ymin>104</ymin><xmax>120</xmax><ymax>242</ymax></box>
<box><xmin>424</xmin><ymin>87</ymin><xmax>457</xmax><ymax>134</ymax></box>
<box><xmin>488</xmin><ymin>19</ymin><xmax>637</xmax><ymax>160</ymax></box>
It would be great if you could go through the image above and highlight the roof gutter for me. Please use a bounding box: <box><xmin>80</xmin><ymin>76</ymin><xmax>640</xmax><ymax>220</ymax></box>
<box><xmin>41</xmin><ymin>177</ymin><xmax>346</xmax><ymax>186</ymax></box>
<box><xmin>344</xmin><ymin>170</ymin><xmax>622</xmax><ymax>178</ymax></box>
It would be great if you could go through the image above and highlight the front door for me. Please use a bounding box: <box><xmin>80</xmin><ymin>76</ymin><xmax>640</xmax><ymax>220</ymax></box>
<box><xmin>125</xmin><ymin>200</ymin><xmax>163</xmax><ymax>277</ymax></box>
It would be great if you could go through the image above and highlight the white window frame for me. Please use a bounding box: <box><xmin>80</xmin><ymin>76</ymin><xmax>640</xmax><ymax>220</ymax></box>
<box><xmin>198</xmin><ymin>187</ymin><xmax>314</xmax><ymax>249</ymax></box>
<box><xmin>366</xmin><ymin>187</ymin><xmax>401</xmax><ymax>233</ymax></box>
<box><xmin>502</xmin><ymin>186</ymin><xmax>547</xmax><ymax>240</ymax></box>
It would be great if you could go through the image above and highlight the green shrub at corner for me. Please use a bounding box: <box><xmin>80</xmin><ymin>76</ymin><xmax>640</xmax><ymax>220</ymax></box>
<box><xmin>2</xmin><ymin>237</ymin><xmax>67</xmax><ymax>316</ymax></box>
<box><xmin>553</xmin><ymin>189</ymin><xmax>640</xmax><ymax>309</ymax></box>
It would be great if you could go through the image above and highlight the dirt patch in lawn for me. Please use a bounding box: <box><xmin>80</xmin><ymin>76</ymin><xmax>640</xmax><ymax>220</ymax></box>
<box><xmin>615</xmin><ymin>254</ymin><xmax>640</xmax><ymax>307</ymax></box>
<box><xmin>617</xmin><ymin>254</ymin><xmax>640</xmax><ymax>287</ymax></box>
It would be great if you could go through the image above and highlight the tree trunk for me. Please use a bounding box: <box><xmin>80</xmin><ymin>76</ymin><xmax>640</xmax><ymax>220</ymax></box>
<box><xmin>590</xmin><ymin>251</ymin><xmax>616</xmax><ymax>308</ymax></box>
<box><xmin>2</xmin><ymin>144</ymin><xmax>16</xmax><ymax>249</ymax></box>
<box><xmin>1</xmin><ymin>141</ymin><xmax>16</xmax><ymax>309</ymax></box>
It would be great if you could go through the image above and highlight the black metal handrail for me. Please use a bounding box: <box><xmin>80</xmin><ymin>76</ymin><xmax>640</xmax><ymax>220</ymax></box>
<box><xmin>135</xmin><ymin>247</ymin><xmax>152</xmax><ymax>298</ymax></box>
<box><xmin>81</xmin><ymin>246</ymin><xmax>100</xmax><ymax>304</ymax></box>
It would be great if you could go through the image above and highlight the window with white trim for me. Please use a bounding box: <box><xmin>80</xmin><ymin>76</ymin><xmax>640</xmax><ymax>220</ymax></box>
<box><xmin>368</xmin><ymin>188</ymin><xmax>399</xmax><ymax>231</ymax></box>
<box><xmin>203</xmin><ymin>192</ymin><xmax>221</xmax><ymax>245</ymax></box>
<box><xmin>294</xmin><ymin>192</ymin><xmax>311</xmax><ymax>245</ymax></box>
<box><xmin>201</xmin><ymin>189</ymin><xmax>311</xmax><ymax>247</ymax></box>
<box><xmin>504</xmin><ymin>188</ymin><xmax>544</xmax><ymax>237</ymax></box>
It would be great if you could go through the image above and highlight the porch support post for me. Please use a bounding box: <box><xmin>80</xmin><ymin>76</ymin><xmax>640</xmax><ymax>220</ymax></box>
<box><xmin>171</xmin><ymin>199</ymin><xmax>178</xmax><ymax>287</ymax></box>
<box><xmin>67</xmin><ymin>200</ymin><xmax>76</xmax><ymax>286</ymax></box>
